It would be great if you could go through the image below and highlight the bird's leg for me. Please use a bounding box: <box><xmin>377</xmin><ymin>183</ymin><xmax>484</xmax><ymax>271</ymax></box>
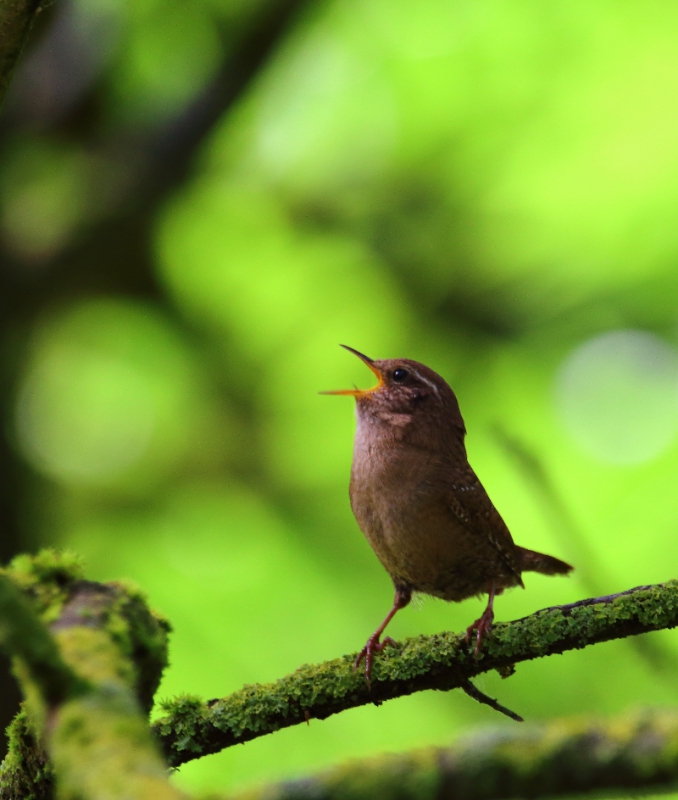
<box><xmin>465</xmin><ymin>586</ymin><xmax>499</xmax><ymax>658</ymax></box>
<box><xmin>355</xmin><ymin>585</ymin><xmax>411</xmax><ymax>688</ymax></box>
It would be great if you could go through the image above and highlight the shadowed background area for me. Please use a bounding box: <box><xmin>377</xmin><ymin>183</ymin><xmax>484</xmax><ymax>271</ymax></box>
<box><xmin>3</xmin><ymin>0</ymin><xmax>678</xmax><ymax>795</ymax></box>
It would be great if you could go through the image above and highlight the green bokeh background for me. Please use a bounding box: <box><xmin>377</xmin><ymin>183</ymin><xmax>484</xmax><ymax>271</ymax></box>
<box><xmin>4</xmin><ymin>0</ymin><xmax>678</xmax><ymax>794</ymax></box>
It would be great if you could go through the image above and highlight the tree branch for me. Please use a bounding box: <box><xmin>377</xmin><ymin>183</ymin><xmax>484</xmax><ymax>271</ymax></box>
<box><xmin>232</xmin><ymin>707</ymin><xmax>678</xmax><ymax>800</ymax></box>
<box><xmin>0</xmin><ymin>0</ymin><xmax>41</xmax><ymax>106</ymax></box>
<box><xmin>154</xmin><ymin>580</ymin><xmax>678</xmax><ymax>767</ymax></box>
<box><xmin>0</xmin><ymin>572</ymin><xmax>84</xmax><ymax>707</ymax></box>
<box><xmin>0</xmin><ymin>551</ymin><xmax>180</xmax><ymax>800</ymax></box>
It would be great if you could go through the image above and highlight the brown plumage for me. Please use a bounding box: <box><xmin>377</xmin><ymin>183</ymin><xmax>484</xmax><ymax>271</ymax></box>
<box><xmin>323</xmin><ymin>346</ymin><xmax>573</xmax><ymax>685</ymax></box>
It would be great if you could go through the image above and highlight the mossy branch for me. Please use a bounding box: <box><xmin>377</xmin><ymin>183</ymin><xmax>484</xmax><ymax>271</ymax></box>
<box><xmin>0</xmin><ymin>572</ymin><xmax>84</xmax><ymax>706</ymax></box>
<box><xmin>153</xmin><ymin>580</ymin><xmax>678</xmax><ymax>767</ymax></box>
<box><xmin>0</xmin><ymin>0</ymin><xmax>42</xmax><ymax>106</ymax></box>
<box><xmin>235</xmin><ymin>707</ymin><xmax>678</xmax><ymax>800</ymax></box>
<box><xmin>0</xmin><ymin>551</ymin><xmax>181</xmax><ymax>800</ymax></box>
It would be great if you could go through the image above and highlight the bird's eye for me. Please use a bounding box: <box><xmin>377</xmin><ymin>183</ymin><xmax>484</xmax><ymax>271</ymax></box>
<box><xmin>392</xmin><ymin>368</ymin><xmax>409</xmax><ymax>382</ymax></box>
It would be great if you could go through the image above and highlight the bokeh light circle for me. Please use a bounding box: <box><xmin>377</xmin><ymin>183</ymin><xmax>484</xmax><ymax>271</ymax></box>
<box><xmin>16</xmin><ymin>347</ymin><xmax>155</xmax><ymax>482</ymax></box>
<box><xmin>555</xmin><ymin>329</ymin><xmax>678</xmax><ymax>464</ymax></box>
<box><xmin>13</xmin><ymin>298</ymin><xmax>205</xmax><ymax>489</ymax></box>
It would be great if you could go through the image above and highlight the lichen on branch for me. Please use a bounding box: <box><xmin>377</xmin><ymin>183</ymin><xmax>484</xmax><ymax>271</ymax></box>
<box><xmin>153</xmin><ymin>580</ymin><xmax>678</xmax><ymax>767</ymax></box>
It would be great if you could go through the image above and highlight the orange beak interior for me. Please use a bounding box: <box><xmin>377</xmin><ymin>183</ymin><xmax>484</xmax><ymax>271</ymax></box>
<box><xmin>320</xmin><ymin>345</ymin><xmax>384</xmax><ymax>396</ymax></box>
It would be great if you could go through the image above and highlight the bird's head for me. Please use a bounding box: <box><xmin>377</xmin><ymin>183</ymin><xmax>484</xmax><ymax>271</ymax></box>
<box><xmin>321</xmin><ymin>345</ymin><xmax>465</xmax><ymax>433</ymax></box>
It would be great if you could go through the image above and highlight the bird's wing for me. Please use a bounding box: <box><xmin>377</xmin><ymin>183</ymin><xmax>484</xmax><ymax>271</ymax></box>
<box><xmin>439</xmin><ymin>465</ymin><xmax>523</xmax><ymax>585</ymax></box>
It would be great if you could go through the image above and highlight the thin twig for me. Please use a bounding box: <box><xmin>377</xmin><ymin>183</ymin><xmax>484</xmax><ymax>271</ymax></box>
<box><xmin>460</xmin><ymin>680</ymin><xmax>523</xmax><ymax>722</ymax></box>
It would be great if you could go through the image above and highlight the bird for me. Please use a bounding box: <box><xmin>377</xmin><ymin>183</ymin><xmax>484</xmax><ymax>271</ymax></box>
<box><xmin>323</xmin><ymin>345</ymin><xmax>573</xmax><ymax>685</ymax></box>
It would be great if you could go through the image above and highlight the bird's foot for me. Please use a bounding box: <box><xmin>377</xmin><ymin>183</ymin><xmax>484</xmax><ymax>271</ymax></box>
<box><xmin>354</xmin><ymin>634</ymin><xmax>396</xmax><ymax>689</ymax></box>
<box><xmin>465</xmin><ymin>607</ymin><xmax>494</xmax><ymax>659</ymax></box>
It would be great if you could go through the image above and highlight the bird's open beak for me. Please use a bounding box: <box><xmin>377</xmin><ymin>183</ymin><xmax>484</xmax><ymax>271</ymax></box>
<box><xmin>320</xmin><ymin>345</ymin><xmax>384</xmax><ymax>396</ymax></box>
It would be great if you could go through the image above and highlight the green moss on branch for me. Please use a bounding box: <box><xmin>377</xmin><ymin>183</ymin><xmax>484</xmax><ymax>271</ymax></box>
<box><xmin>45</xmin><ymin>580</ymin><xmax>180</xmax><ymax>800</ymax></box>
<box><xmin>0</xmin><ymin>710</ymin><xmax>54</xmax><ymax>800</ymax></box>
<box><xmin>0</xmin><ymin>551</ymin><xmax>179</xmax><ymax>800</ymax></box>
<box><xmin>0</xmin><ymin>569</ymin><xmax>85</xmax><ymax>707</ymax></box>
<box><xmin>153</xmin><ymin>580</ymin><xmax>678</xmax><ymax>767</ymax></box>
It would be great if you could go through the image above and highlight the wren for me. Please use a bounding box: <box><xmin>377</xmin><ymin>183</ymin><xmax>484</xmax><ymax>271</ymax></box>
<box><xmin>323</xmin><ymin>345</ymin><xmax>573</xmax><ymax>685</ymax></box>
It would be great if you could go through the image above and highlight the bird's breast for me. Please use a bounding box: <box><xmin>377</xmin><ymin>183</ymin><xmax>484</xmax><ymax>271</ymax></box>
<box><xmin>350</xmin><ymin>425</ymin><xmax>456</xmax><ymax>571</ymax></box>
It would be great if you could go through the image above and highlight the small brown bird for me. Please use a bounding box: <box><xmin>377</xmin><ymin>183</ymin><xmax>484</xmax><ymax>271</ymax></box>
<box><xmin>324</xmin><ymin>345</ymin><xmax>573</xmax><ymax>685</ymax></box>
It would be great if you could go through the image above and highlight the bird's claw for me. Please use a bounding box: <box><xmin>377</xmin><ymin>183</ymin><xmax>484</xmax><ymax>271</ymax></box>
<box><xmin>465</xmin><ymin>609</ymin><xmax>494</xmax><ymax>659</ymax></box>
<box><xmin>354</xmin><ymin>635</ymin><xmax>396</xmax><ymax>688</ymax></box>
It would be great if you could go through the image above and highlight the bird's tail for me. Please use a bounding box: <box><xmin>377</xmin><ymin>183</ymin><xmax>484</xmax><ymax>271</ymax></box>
<box><xmin>517</xmin><ymin>546</ymin><xmax>573</xmax><ymax>576</ymax></box>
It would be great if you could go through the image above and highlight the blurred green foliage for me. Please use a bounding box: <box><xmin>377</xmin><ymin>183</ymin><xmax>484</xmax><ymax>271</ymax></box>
<box><xmin>5</xmin><ymin>0</ymin><xmax>678</xmax><ymax>795</ymax></box>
